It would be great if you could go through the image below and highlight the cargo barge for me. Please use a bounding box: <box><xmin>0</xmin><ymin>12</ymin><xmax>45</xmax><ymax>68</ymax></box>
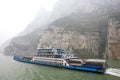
<box><xmin>13</xmin><ymin>46</ymin><xmax>107</xmax><ymax>73</ymax></box>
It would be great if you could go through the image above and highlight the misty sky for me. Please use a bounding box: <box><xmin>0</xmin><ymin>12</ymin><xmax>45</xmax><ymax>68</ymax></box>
<box><xmin>0</xmin><ymin>0</ymin><xmax>57</xmax><ymax>45</ymax></box>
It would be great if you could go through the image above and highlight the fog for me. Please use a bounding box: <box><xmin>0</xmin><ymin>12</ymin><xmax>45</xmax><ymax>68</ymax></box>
<box><xmin>0</xmin><ymin>0</ymin><xmax>57</xmax><ymax>45</ymax></box>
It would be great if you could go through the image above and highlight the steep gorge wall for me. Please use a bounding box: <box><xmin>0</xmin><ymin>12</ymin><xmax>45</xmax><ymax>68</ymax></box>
<box><xmin>4</xmin><ymin>0</ymin><xmax>120</xmax><ymax>60</ymax></box>
<box><xmin>4</xmin><ymin>29</ymin><xmax>42</xmax><ymax>56</ymax></box>
<box><xmin>37</xmin><ymin>0</ymin><xmax>120</xmax><ymax>59</ymax></box>
<box><xmin>105</xmin><ymin>18</ymin><xmax>120</xmax><ymax>59</ymax></box>
<box><xmin>38</xmin><ymin>27</ymin><xmax>104</xmax><ymax>59</ymax></box>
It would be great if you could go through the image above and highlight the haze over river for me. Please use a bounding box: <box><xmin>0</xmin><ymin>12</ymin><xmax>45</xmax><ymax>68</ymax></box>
<box><xmin>0</xmin><ymin>54</ymin><xmax>120</xmax><ymax>80</ymax></box>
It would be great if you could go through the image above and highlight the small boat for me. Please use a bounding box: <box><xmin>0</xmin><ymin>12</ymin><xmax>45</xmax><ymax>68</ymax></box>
<box><xmin>13</xmin><ymin>46</ymin><xmax>108</xmax><ymax>73</ymax></box>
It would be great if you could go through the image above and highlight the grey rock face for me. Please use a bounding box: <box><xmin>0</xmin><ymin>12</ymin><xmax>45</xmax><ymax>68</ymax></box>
<box><xmin>4</xmin><ymin>0</ymin><xmax>120</xmax><ymax>59</ymax></box>
<box><xmin>105</xmin><ymin>18</ymin><xmax>120</xmax><ymax>59</ymax></box>
<box><xmin>38</xmin><ymin>27</ymin><xmax>104</xmax><ymax>59</ymax></box>
<box><xmin>38</xmin><ymin>0</ymin><xmax>120</xmax><ymax>59</ymax></box>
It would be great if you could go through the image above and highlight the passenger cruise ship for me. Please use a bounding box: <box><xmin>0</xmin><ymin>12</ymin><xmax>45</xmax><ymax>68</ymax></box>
<box><xmin>13</xmin><ymin>46</ymin><xmax>107</xmax><ymax>73</ymax></box>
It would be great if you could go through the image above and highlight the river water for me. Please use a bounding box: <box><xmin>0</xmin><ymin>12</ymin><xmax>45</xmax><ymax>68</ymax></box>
<box><xmin>0</xmin><ymin>54</ymin><xmax>120</xmax><ymax>80</ymax></box>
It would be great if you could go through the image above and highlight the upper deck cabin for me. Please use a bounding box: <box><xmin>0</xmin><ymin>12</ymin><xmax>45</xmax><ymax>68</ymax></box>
<box><xmin>37</xmin><ymin>46</ymin><xmax>77</xmax><ymax>59</ymax></box>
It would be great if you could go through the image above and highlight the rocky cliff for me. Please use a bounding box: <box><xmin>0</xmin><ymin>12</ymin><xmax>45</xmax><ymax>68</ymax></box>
<box><xmin>38</xmin><ymin>0</ymin><xmax>120</xmax><ymax>59</ymax></box>
<box><xmin>4</xmin><ymin>0</ymin><xmax>120</xmax><ymax>59</ymax></box>
<box><xmin>4</xmin><ymin>29</ymin><xmax>43</xmax><ymax>56</ymax></box>
<box><xmin>105</xmin><ymin>18</ymin><xmax>120</xmax><ymax>59</ymax></box>
<box><xmin>38</xmin><ymin>27</ymin><xmax>103</xmax><ymax>58</ymax></box>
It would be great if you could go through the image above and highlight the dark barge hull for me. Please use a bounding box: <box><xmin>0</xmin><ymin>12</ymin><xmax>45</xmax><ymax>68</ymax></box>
<box><xmin>13</xmin><ymin>56</ymin><xmax>106</xmax><ymax>73</ymax></box>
